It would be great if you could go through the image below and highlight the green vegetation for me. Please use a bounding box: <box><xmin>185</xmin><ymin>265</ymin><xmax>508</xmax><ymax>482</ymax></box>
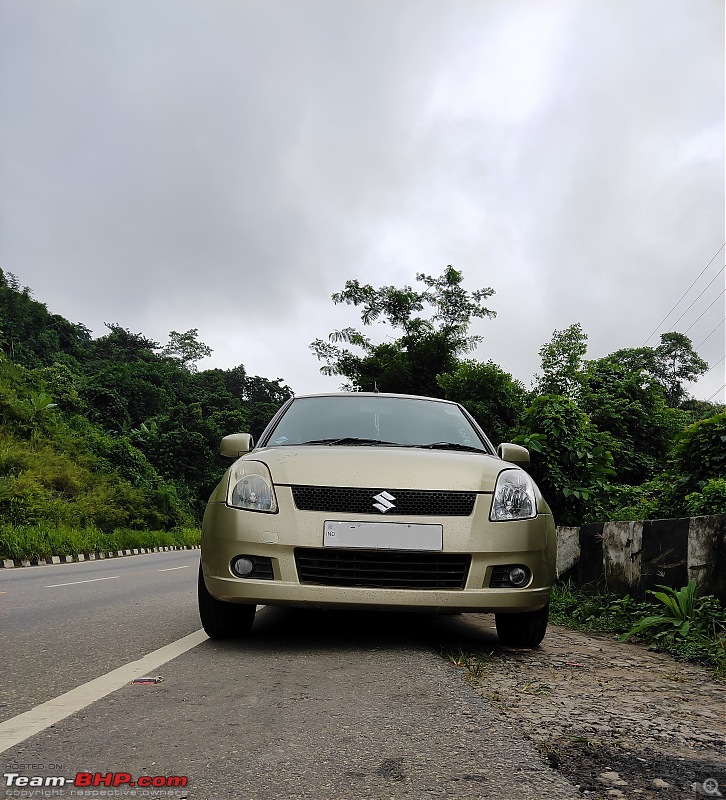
<box><xmin>618</xmin><ymin>580</ymin><xmax>699</xmax><ymax>641</ymax></box>
<box><xmin>444</xmin><ymin>648</ymin><xmax>495</xmax><ymax>684</ymax></box>
<box><xmin>312</xmin><ymin>274</ymin><xmax>723</xmax><ymax>525</ymax></box>
<box><xmin>0</xmin><ymin>264</ymin><xmax>723</xmax><ymax>561</ymax></box>
<box><xmin>601</xmin><ymin>410</ymin><xmax>726</xmax><ymax>523</ymax></box>
<box><xmin>443</xmin><ymin>579</ymin><xmax>726</xmax><ymax>679</ymax></box>
<box><xmin>512</xmin><ymin>394</ymin><xmax>616</xmax><ymax>524</ymax></box>
<box><xmin>0</xmin><ymin>269</ymin><xmax>291</xmax><ymax>559</ymax></box>
<box><xmin>310</xmin><ymin>265</ymin><xmax>496</xmax><ymax>397</ymax></box>
<box><xmin>310</xmin><ymin>278</ymin><xmax>726</xmax><ymax>525</ymax></box>
<box><xmin>518</xmin><ymin>325</ymin><xmax>719</xmax><ymax>523</ymax></box>
<box><xmin>436</xmin><ymin>360</ymin><xmax>526</xmax><ymax>447</ymax></box>
<box><xmin>551</xmin><ymin>581</ymin><xmax>726</xmax><ymax>677</ymax></box>
<box><xmin>0</xmin><ymin>522</ymin><xmax>200</xmax><ymax>562</ymax></box>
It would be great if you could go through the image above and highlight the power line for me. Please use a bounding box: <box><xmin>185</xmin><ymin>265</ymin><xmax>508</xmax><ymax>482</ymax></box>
<box><xmin>696</xmin><ymin>354</ymin><xmax>725</xmax><ymax>381</ymax></box>
<box><xmin>695</xmin><ymin>317</ymin><xmax>725</xmax><ymax>349</ymax></box>
<box><xmin>689</xmin><ymin>355</ymin><xmax>725</xmax><ymax>387</ymax></box>
<box><xmin>667</xmin><ymin>265</ymin><xmax>725</xmax><ymax>331</ymax></box>
<box><xmin>643</xmin><ymin>242</ymin><xmax>725</xmax><ymax>345</ymax></box>
<box><xmin>684</xmin><ymin>288</ymin><xmax>726</xmax><ymax>335</ymax></box>
<box><xmin>707</xmin><ymin>382</ymin><xmax>725</xmax><ymax>402</ymax></box>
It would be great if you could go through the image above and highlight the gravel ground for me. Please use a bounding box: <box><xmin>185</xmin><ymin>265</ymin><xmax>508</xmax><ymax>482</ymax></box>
<box><xmin>442</xmin><ymin>618</ymin><xmax>726</xmax><ymax>799</ymax></box>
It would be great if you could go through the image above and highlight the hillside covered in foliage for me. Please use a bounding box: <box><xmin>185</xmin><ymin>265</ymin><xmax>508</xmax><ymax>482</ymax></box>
<box><xmin>0</xmin><ymin>269</ymin><xmax>291</xmax><ymax>546</ymax></box>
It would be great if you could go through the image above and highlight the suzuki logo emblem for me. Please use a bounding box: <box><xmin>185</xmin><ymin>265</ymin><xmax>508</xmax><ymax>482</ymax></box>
<box><xmin>373</xmin><ymin>491</ymin><xmax>396</xmax><ymax>513</ymax></box>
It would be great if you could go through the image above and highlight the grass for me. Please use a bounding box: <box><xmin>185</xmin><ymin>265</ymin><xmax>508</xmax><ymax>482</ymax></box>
<box><xmin>516</xmin><ymin>679</ymin><xmax>552</xmax><ymax>696</ymax></box>
<box><xmin>0</xmin><ymin>521</ymin><xmax>200</xmax><ymax>561</ymax></box>
<box><xmin>443</xmin><ymin>647</ymin><xmax>495</xmax><ymax>683</ymax></box>
<box><xmin>550</xmin><ymin>580</ymin><xmax>726</xmax><ymax>678</ymax></box>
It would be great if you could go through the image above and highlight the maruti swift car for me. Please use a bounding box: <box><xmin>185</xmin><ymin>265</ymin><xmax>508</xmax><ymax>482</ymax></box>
<box><xmin>199</xmin><ymin>393</ymin><xmax>556</xmax><ymax>646</ymax></box>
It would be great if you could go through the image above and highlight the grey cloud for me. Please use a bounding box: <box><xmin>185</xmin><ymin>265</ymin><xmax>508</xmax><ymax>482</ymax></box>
<box><xmin>0</xmin><ymin>0</ymin><xmax>722</xmax><ymax>400</ymax></box>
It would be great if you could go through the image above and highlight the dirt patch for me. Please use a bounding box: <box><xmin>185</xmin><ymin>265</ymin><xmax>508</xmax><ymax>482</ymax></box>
<box><xmin>542</xmin><ymin>740</ymin><xmax>723</xmax><ymax>799</ymax></box>
<box><xmin>444</xmin><ymin>620</ymin><xmax>726</xmax><ymax>798</ymax></box>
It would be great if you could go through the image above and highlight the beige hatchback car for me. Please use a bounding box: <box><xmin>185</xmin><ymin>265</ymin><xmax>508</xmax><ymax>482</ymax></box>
<box><xmin>199</xmin><ymin>393</ymin><xmax>556</xmax><ymax>646</ymax></box>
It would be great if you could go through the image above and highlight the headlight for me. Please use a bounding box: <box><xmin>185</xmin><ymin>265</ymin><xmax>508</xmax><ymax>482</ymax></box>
<box><xmin>227</xmin><ymin>460</ymin><xmax>278</xmax><ymax>513</ymax></box>
<box><xmin>490</xmin><ymin>469</ymin><xmax>536</xmax><ymax>521</ymax></box>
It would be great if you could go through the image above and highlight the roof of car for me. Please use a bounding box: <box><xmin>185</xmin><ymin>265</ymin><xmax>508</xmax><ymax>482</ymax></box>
<box><xmin>291</xmin><ymin>392</ymin><xmax>457</xmax><ymax>403</ymax></box>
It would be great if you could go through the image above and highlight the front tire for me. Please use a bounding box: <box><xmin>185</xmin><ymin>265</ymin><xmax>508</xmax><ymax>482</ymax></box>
<box><xmin>198</xmin><ymin>564</ymin><xmax>256</xmax><ymax>639</ymax></box>
<box><xmin>495</xmin><ymin>602</ymin><xmax>549</xmax><ymax>648</ymax></box>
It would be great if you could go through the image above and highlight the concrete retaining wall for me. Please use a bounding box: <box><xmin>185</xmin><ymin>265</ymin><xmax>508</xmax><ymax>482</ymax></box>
<box><xmin>556</xmin><ymin>514</ymin><xmax>726</xmax><ymax>601</ymax></box>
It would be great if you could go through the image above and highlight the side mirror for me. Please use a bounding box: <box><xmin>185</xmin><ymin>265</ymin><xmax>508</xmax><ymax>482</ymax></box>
<box><xmin>497</xmin><ymin>442</ymin><xmax>530</xmax><ymax>469</ymax></box>
<box><xmin>220</xmin><ymin>433</ymin><xmax>255</xmax><ymax>458</ymax></box>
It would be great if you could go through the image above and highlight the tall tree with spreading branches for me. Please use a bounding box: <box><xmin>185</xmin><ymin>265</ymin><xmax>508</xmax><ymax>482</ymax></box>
<box><xmin>310</xmin><ymin>266</ymin><xmax>496</xmax><ymax>396</ymax></box>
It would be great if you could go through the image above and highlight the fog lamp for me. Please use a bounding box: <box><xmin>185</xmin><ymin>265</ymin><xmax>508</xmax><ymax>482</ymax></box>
<box><xmin>508</xmin><ymin>566</ymin><xmax>529</xmax><ymax>587</ymax></box>
<box><xmin>232</xmin><ymin>557</ymin><xmax>255</xmax><ymax>577</ymax></box>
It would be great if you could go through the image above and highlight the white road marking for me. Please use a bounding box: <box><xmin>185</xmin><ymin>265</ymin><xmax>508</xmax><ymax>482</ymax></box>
<box><xmin>157</xmin><ymin>566</ymin><xmax>190</xmax><ymax>572</ymax></box>
<box><xmin>45</xmin><ymin>576</ymin><xmax>119</xmax><ymax>588</ymax></box>
<box><xmin>0</xmin><ymin>629</ymin><xmax>208</xmax><ymax>754</ymax></box>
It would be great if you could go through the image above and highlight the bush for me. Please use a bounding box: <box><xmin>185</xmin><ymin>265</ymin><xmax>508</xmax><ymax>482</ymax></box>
<box><xmin>685</xmin><ymin>478</ymin><xmax>726</xmax><ymax>516</ymax></box>
<box><xmin>550</xmin><ymin>581</ymin><xmax>655</xmax><ymax>632</ymax></box>
<box><xmin>600</xmin><ymin>412</ymin><xmax>726</xmax><ymax>521</ymax></box>
<box><xmin>599</xmin><ymin>478</ymin><xmax>669</xmax><ymax>522</ymax></box>
<box><xmin>672</xmin><ymin>412</ymin><xmax>726</xmax><ymax>486</ymax></box>
<box><xmin>552</xmin><ymin>581</ymin><xmax>726</xmax><ymax>676</ymax></box>
<box><xmin>513</xmin><ymin>395</ymin><xmax>614</xmax><ymax>525</ymax></box>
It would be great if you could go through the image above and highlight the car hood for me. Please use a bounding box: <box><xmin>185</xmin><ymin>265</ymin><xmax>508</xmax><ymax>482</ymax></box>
<box><xmin>246</xmin><ymin>445</ymin><xmax>510</xmax><ymax>492</ymax></box>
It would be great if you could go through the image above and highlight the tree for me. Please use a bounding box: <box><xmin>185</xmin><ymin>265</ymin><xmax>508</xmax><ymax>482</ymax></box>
<box><xmin>653</xmin><ymin>332</ymin><xmax>708</xmax><ymax>407</ymax></box>
<box><xmin>513</xmin><ymin>394</ymin><xmax>614</xmax><ymax>525</ymax></box>
<box><xmin>610</xmin><ymin>332</ymin><xmax>708</xmax><ymax>408</ymax></box>
<box><xmin>33</xmin><ymin>362</ymin><xmax>86</xmax><ymax>414</ymax></box>
<box><xmin>578</xmin><ymin>358</ymin><xmax>682</xmax><ymax>485</ymax></box>
<box><xmin>161</xmin><ymin>329</ymin><xmax>213</xmax><ymax>372</ymax></box>
<box><xmin>621</xmin><ymin>411</ymin><xmax>726</xmax><ymax>520</ymax></box>
<box><xmin>671</xmin><ymin>411</ymin><xmax>726</xmax><ymax>489</ymax></box>
<box><xmin>310</xmin><ymin>266</ymin><xmax>496</xmax><ymax>395</ymax></box>
<box><xmin>0</xmin><ymin>272</ymin><xmax>298</xmax><ymax>527</ymax></box>
<box><xmin>436</xmin><ymin>360</ymin><xmax>526</xmax><ymax>445</ymax></box>
<box><xmin>0</xmin><ymin>269</ymin><xmax>91</xmax><ymax>367</ymax></box>
<box><xmin>90</xmin><ymin>324</ymin><xmax>160</xmax><ymax>363</ymax></box>
<box><xmin>240</xmin><ymin>374</ymin><xmax>294</xmax><ymax>438</ymax></box>
<box><xmin>80</xmin><ymin>354</ymin><xmax>183</xmax><ymax>432</ymax></box>
<box><xmin>534</xmin><ymin>323</ymin><xmax>588</xmax><ymax>398</ymax></box>
<box><xmin>679</xmin><ymin>397</ymin><xmax>726</xmax><ymax>423</ymax></box>
<box><xmin>604</xmin><ymin>345</ymin><xmax>657</xmax><ymax>376</ymax></box>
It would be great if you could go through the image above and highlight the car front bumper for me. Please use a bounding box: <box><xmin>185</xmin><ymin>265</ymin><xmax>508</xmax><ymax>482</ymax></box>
<box><xmin>201</xmin><ymin>488</ymin><xmax>556</xmax><ymax>614</ymax></box>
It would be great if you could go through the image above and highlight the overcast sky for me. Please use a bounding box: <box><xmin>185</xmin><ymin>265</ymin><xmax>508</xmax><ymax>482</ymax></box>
<box><xmin>1</xmin><ymin>0</ymin><xmax>724</xmax><ymax>404</ymax></box>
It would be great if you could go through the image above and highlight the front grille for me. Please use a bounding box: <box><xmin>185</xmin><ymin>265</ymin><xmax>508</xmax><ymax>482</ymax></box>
<box><xmin>291</xmin><ymin>485</ymin><xmax>476</xmax><ymax>516</ymax></box>
<box><xmin>295</xmin><ymin>548</ymin><xmax>471</xmax><ymax>589</ymax></box>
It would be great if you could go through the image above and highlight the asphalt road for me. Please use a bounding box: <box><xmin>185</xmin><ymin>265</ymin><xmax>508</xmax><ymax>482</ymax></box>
<box><xmin>0</xmin><ymin>550</ymin><xmax>202</xmax><ymax>722</ymax></box>
<box><xmin>0</xmin><ymin>552</ymin><xmax>581</xmax><ymax>799</ymax></box>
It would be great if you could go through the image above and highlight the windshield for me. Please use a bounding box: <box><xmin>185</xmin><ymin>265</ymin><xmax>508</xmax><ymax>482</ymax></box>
<box><xmin>262</xmin><ymin>395</ymin><xmax>492</xmax><ymax>452</ymax></box>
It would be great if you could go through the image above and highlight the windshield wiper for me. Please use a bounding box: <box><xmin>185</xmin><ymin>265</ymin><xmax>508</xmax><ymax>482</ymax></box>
<box><xmin>416</xmin><ymin>442</ymin><xmax>486</xmax><ymax>453</ymax></box>
<box><xmin>300</xmin><ymin>437</ymin><xmax>403</xmax><ymax>446</ymax></box>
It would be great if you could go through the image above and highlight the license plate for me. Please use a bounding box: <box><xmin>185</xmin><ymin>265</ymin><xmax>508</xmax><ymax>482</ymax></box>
<box><xmin>323</xmin><ymin>521</ymin><xmax>443</xmax><ymax>551</ymax></box>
